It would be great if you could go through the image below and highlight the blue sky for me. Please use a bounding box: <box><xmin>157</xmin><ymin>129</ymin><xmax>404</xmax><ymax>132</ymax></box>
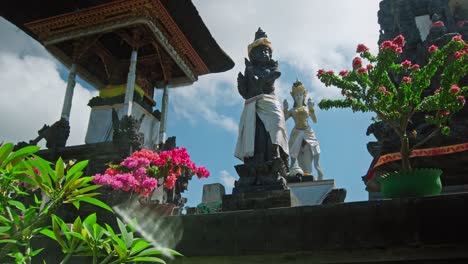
<box><xmin>0</xmin><ymin>0</ymin><xmax>380</xmax><ymax>207</ymax></box>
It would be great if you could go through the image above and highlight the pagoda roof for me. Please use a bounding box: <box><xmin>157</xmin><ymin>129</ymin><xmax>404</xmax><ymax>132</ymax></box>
<box><xmin>0</xmin><ymin>0</ymin><xmax>234</xmax><ymax>89</ymax></box>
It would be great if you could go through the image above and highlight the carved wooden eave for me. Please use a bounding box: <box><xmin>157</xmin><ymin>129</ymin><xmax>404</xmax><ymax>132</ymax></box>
<box><xmin>24</xmin><ymin>0</ymin><xmax>210</xmax><ymax>90</ymax></box>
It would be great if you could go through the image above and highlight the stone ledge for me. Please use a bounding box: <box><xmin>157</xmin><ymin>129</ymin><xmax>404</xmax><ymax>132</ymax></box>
<box><xmin>161</xmin><ymin>193</ymin><xmax>468</xmax><ymax>261</ymax></box>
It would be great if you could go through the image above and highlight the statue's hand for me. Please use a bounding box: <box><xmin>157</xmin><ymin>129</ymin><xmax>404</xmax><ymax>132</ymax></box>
<box><xmin>283</xmin><ymin>99</ymin><xmax>289</xmax><ymax>110</ymax></box>
<box><xmin>307</xmin><ymin>98</ymin><xmax>315</xmax><ymax>108</ymax></box>
<box><xmin>237</xmin><ymin>72</ymin><xmax>247</xmax><ymax>98</ymax></box>
<box><xmin>244</xmin><ymin>58</ymin><xmax>254</xmax><ymax>78</ymax></box>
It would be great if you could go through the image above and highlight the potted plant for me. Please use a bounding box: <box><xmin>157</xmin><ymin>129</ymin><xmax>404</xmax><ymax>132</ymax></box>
<box><xmin>316</xmin><ymin>34</ymin><xmax>468</xmax><ymax>198</ymax></box>
<box><xmin>93</xmin><ymin>148</ymin><xmax>210</xmax><ymax>203</ymax></box>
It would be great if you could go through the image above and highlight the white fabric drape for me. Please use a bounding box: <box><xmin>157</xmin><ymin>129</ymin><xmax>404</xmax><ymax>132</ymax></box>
<box><xmin>235</xmin><ymin>94</ymin><xmax>289</xmax><ymax>161</ymax></box>
<box><xmin>288</xmin><ymin>127</ymin><xmax>320</xmax><ymax>159</ymax></box>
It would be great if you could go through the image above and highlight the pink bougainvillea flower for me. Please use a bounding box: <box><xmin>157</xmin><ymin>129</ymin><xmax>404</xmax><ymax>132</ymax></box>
<box><xmin>402</xmin><ymin>77</ymin><xmax>412</xmax><ymax>83</ymax></box>
<box><xmin>428</xmin><ymin>45</ymin><xmax>438</xmax><ymax>53</ymax></box>
<box><xmin>357</xmin><ymin>67</ymin><xmax>368</xmax><ymax>74</ymax></box>
<box><xmin>366</xmin><ymin>64</ymin><xmax>373</xmax><ymax>70</ymax></box>
<box><xmin>450</xmin><ymin>84</ymin><xmax>461</xmax><ymax>94</ymax></box>
<box><xmin>412</xmin><ymin>64</ymin><xmax>420</xmax><ymax>70</ymax></box>
<box><xmin>339</xmin><ymin>70</ymin><xmax>349</xmax><ymax>77</ymax></box>
<box><xmin>434</xmin><ymin>87</ymin><xmax>441</xmax><ymax>94</ymax></box>
<box><xmin>379</xmin><ymin>86</ymin><xmax>387</xmax><ymax>92</ymax></box>
<box><xmin>352</xmin><ymin>57</ymin><xmax>362</xmax><ymax>69</ymax></box>
<box><xmin>401</xmin><ymin>60</ymin><xmax>412</xmax><ymax>69</ymax></box>
<box><xmin>356</xmin><ymin>44</ymin><xmax>369</xmax><ymax>53</ymax></box>
<box><xmin>326</xmin><ymin>70</ymin><xmax>334</xmax><ymax>76</ymax></box>
<box><xmin>196</xmin><ymin>166</ymin><xmax>210</xmax><ymax>178</ymax></box>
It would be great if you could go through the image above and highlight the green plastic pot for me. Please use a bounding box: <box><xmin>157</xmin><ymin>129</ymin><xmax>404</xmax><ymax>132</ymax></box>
<box><xmin>378</xmin><ymin>168</ymin><xmax>443</xmax><ymax>198</ymax></box>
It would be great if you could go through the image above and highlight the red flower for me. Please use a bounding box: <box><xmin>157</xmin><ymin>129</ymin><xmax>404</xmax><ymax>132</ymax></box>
<box><xmin>366</xmin><ymin>64</ymin><xmax>373</xmax><ymax>70</ymax></box>
<box><xmin>393</xmin><ymin>35</ymin><xmax>406</xmax><ymax>47</ymax></box>
<box><xmin>317</xmin><ymin>69</ymin><xmax>326</xmax><ymax>77</ymax></box>
<box><xmin>452</xmin><ymin>34</ymin><xmax>464</xmax><ymax>42</ymax></box>
<box><xmin>395</xmin><ymin>47</ymin><xmax>403</xmax><ymax>54</ymax></box>
<box><xmin>437</xmin><ymin>110</ymin><xmax>450</xmax><ymax>117</ymax></box>
<box><xmin>378</xmin><ymin>86</ymin><xmax>387</xmax><ymax>92</ymax></box>
<box><xmin>453</xmin><ymin>51</ymin><xmax>462</xmax><ymax>60</ymax></box>
<box><xmin>380</xmin><ymin>40</ymin><xmax>393</xmax><ymax>50</ymax></box>
<box><xmin>434</xmin><ymin>87</ymin><xmax>441</xmax><ymax>94</ymax></box>
<box><xmin>339</xmin><ymin>70</ymin><xmax>349</xmax><ymax>77</ymax></box>
<box><xmin>428</xmin><ymin>45</ymin><xmax>438</xmax><ymax>53</ymax></box>
<box><xmin>412</xmin><ymin>64</ymin><xmax>420</xmax><ymax>70</ymax></box>
<box><xmin>402</xmin><ymin>77</ymin><xmax>412</xmax><ymax>83</ymax></box>
<box><xmin>326</xmin><ymin>70</ymin><xmax>334</xmax><ymax>76</ymax></box>
<box><xmin>431</xmin><ymin>21</ymin><xmax>445</xmax><ymax>27</ymax></box>
<box><xmin>401</xmin><ymin>60</ymin><xmax>412</xmax><ymax>69</ymax></box>
<box><xmin>457</xmin><ymin>95</ymin><xmax>466</xmax><ymax>106</ymax></box>
<box><xmin>352</xmin><ymin>57</ymin><xmax>362</xmax><ymax>69</ymax></box>
<box><xmin>450</xmin><ymin>84</ymin><xmax>460</xmax><ymax>94</ymax></box>
<box><xmin>341</xmin><ymin>89</ymin><xmax>347</xmax><ymax>96</ymax></box>
<box><xmin>357</xmin><ymin>67</ymin><xmax>368</xmax><ymax>74</ymax></box>
<box><xmin>356</xmin><ymin>44</ymin><xmax>369</xmax><ymax>53</ymax></box>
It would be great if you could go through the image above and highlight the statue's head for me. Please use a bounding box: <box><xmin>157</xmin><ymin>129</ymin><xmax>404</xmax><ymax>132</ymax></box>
<box><xmin>248</xmin><ymin>27</ymin><xmax>273</xmax><ymax>64</ymax></box>
<box><xmin>291</xmin><ymin>80</ymin><xmax>307</xmax><ymax>107</ymax></box>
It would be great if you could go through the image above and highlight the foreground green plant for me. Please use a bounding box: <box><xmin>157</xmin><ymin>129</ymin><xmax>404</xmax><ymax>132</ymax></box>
<box><xmin>41</xmin><ymin>213</ymin><xmax>179</xmax><ymax>264</ymax></box>
<box><xmin>0</xmin><ymin>143</ymin><xmax>178</xmax><ymax>263</ymax></box>
<box><xmin>317</xmin><ymin>35</ymin><xmax>468</xmax><ymax>172</ymax></box>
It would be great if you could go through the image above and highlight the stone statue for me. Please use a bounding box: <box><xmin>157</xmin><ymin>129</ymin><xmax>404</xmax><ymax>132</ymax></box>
<box><xmin>283</xmin><ymin>80</ymin><xmax>324</xmax><ymax>180</ymax></box>
<box><xmin>233</xmin><ymin>28</ymin><xmax>289</xmax><ymax>193</ymax></box>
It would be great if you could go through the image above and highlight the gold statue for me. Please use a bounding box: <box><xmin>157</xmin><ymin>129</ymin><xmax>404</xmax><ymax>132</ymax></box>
<box><xmin>283</xmin><ymin>80</ymin><xmax>324</xmax><ymax>180</ymax></box>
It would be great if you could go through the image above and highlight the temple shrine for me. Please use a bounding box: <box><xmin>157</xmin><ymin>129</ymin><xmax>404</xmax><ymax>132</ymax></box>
<box><xmin>1</xmin><ymin>0</ymin><xmax>234</xmax><ymax>149</ymax></box>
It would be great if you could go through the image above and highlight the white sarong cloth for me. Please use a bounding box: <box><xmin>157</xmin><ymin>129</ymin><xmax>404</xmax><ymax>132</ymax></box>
<box><xmin>288</xmin><ymin>126</ymin><xmax>320</xmax><ymax>159</ymax></box>
<box><xmin>235</xmin><ymin>94</ymin><xmax>289</xmax><ymax>161</ymax></box>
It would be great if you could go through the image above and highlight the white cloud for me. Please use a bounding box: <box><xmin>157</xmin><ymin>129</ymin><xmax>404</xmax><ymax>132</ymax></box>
<box><xmin>169</xmin><ymin>0</ymin><xmax>380</xmax><ymax>132</ymax></box>
<box><xmin>0</xmin><ymin>52</ymin><xmax>97</xmax><ymax>146</ymax></box>
<box><xmin>220</xmin><ymin>170</ymin><xmax>236</xmax><ymax>189</ymax></box>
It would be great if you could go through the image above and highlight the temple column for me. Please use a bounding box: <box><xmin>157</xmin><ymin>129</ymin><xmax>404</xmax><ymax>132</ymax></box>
<box><xmin>123</xmin><ymin>49</ymin><xmax>138</xmax><ymax>116</ymax></box>
<box><xmin>60</xmin><ymin>63</ymin><xmax>77</xmax><ymax>120</ymax></box>
<box><xmin>159</xmin><ymin>84</ymin><xmax>169</xmax><ymax>143</ymax></box>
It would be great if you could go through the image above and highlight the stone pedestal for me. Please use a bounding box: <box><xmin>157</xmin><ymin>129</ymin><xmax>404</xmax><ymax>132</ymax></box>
<box><xmin>196</xmin><ymin>183</ymin><xmax>226</xmax><ymax>214</ymax></box>
<box><xmin>222</xmin><ymin>189</ymin><xmax>292</xmax><ymax>212</ymax></box>
<box><xmin>289</xmin><ymin>179</ymin><xmax>347</xmax><ymax>205</ymax></box>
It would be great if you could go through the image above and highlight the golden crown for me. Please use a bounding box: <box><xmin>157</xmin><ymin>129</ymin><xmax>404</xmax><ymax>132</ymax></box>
<box><xmin>291</xmin><ymin>80</ymin><xmax>307</xmax><ymax>95</ymax></box>
<box><xmin>247</xmin><ymin>37</ymin><xmax>273</xmax><ymax>56</ymax></box>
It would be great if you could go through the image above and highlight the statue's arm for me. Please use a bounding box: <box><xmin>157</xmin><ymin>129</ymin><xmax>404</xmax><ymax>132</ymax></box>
<box><xmin>237</xmin><ymin>72</ymin><xmax>248</xmax><ymax>99</ymax></box>
<box><xmin>308</xmin><ymin>98</ymin><xmax>317</xmax><ymax>123</ymax></box>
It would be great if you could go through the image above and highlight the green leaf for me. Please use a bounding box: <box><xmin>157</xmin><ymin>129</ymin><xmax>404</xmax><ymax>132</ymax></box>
<box><xmin>31</xmin><ymin>248</ymin><xmax>44</xmax><ymax>256</ymax></box>
<box><xmin>117</xmin><ymin>218</ymin><xmax>131</xmax><ymax>248</ymax></box>
<box><xmin>40</xmin><ymin>229</ymin><xmax>56</xmax><ymax>240</ymax></box>
<box><xmin>0</xmin><ymin>143</ymin><xmax>14</xmax><ymax>166</ymax></box>
<box><xmin>72</xmin><ymin>201</ymin><xmax>80</xmax><ymax>210</ymax></box>
<box><xmin>55</xmin><ymin>157</ymin><xmax>64</xmax><ymax>183</ymax></box>
<box><xmin>3</xmin><ymin>145</ymin><xmax>40</xmax><ymax>166</ymax></box>
<box><xmin>83</xmin><ymin>213</ymin><xmax>97</xmax><ymax>227</ymax></box>
<box><xmin>8</xmin><ymin>200</ymin><xmax>26</xmax><ymax>212</ymax></box>
<box><xmin>129</xmin><ymin>256</ymin><xmax>166</xmax><ymax>263</ymax></box>
<box><xmin>66</xmin><ymin>160</ymin><xmax>89</xmax><ymax>181</ymax></box>
<box><xmin>129</xmin><ymin>239</ymin><xmax>150</xmax><ymax>256</ymax></box>
<box><xmin>0</xmin><ymin>226</ymin><xmax>11</xmax><ymax>234</ymax></box>
<box><xmin>0</xmin><ymin>239</ymin><xmax>18</xmax><ymax>244</ymax></box>
<box><xmin>77</xmin><ymin>196</ymin><xmax>113</xmax><ymax>212</ymax></box>
<box><xmin>113</xmin><ymin>243</ymin><xmax>127</xmax><ymax>259</ymax></box>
